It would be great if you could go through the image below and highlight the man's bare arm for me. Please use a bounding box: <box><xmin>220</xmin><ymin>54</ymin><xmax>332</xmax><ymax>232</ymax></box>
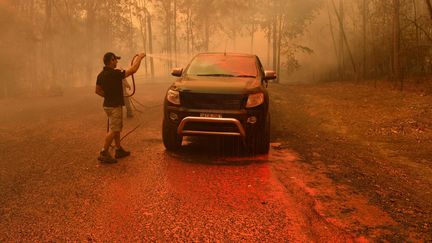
<box><xmin>125</xmin><ymin>53</ymin><xmax>146</xmax><ymax>78</ymax></box>
<box><xmin>95</xmin><ymin>84</ymin><xmax>104</xmax><ymax>97</ymax></box>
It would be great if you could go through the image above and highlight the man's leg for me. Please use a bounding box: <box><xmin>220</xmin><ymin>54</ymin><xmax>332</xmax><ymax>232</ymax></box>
<box><xmin>114</xmin><ymin>131</ymin><xmax>130</xmax><ymax>158</ymax></box>
<box><xmin>114</xmin><ymin>131</ymin><xmax>121</xmax><ymax>148</ymax></box>
<box><xmin>109</xmin><ymin>106</ymin><xmax>130</xmax><ymax>159</ymax></box>
<box><xmin>106</xmin><ymin>106</ymin><xmax>122</xmax><ymax>149</ymax></box>
<box><xmin>104</xmin><ymin>131</ymin><xmax>116</xmax><ymax>151</ymax></box>
<box><xmin>98</xmin><ymin>130</ymin><xmax>117</xmax><ymax>163</ymax></box>
<box><xmin>99</xmin><ymin>107</ymin><xmax>119</xmax><ymax>163</ymax></box>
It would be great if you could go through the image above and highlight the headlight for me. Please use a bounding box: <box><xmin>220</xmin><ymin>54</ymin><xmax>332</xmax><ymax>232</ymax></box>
<box><xmin>246</xmin><ymin>93</ymin><xmax>264</xmax><ymax>108</ymax></box>
<box><xmin>166</xmin><ymin>89</ymin><xmax>180</xmax><ymax>105</ymax></box>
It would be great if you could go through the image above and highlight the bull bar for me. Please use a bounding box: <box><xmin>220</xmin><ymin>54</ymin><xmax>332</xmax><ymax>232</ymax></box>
<box><xmin>177</xmin><ymin>117</ymin><xmax>246</xmax><ymax>137</ymax></box>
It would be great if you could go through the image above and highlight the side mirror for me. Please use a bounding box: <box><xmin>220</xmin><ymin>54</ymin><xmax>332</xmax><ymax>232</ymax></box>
<box><xmin>264</xmin><ymin>70</ymin><xmax>277</xmax><ymax>80</ymax></box>
<box><xmin>171</xmin><ymin>68</ymin><xmax>183</xmax><ymax>77</ymax></box>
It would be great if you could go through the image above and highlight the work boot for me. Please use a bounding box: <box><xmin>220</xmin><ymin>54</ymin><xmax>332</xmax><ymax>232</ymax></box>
<box><xmin>98</xmin><ymin>150</ymin><xmax>117</xmax><ymax>163</ymax></box>
<box><xmin>115</xmin><ymin>147</ymin><xmax>131</xmax><ymax>159</ymax></box>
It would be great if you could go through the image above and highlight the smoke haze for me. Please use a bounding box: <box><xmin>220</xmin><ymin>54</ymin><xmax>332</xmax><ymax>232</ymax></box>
<box><xmin>0</xmin><ymin>0</ymin><xmax>431</xmax><ymax>97</ymax></box>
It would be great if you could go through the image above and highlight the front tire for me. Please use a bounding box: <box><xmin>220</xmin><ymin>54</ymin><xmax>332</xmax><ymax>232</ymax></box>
<box><xmin>246</xmin><ymin>113</ymin><xmax>270</xmax><ymax>154</ymax></box>
<box><xmin>162</xmin><ymin>118</ymin><xmax>182</xmax><ymax>151</ymax></box>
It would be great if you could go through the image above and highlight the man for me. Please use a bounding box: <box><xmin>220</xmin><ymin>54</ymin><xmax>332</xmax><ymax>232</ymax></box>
<box><xmin>95</xmin><ymin>52</ymin><xmax>146</xmax><ymax>163</ymax></box>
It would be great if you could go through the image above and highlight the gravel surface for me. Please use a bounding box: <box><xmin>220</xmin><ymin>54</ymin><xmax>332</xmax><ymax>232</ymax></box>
<box><xmin>1</xmin><ymin>81</ymin><xmax>429</xmax><ymax>241</ymax></box>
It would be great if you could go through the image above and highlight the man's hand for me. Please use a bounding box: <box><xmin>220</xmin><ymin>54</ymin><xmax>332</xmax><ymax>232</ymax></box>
<box><xmin>125</xmin><ymin>52</ymin><xmax>146</xmax><ymax>78</ymax></box>
<box><xmin>95</xmin><ymin>85</ymin><xmax>104</xmax><ymax>97</ymax></box>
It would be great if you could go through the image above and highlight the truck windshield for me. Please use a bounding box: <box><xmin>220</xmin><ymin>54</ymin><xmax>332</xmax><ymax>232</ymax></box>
<box><xmin>186</xmin><ymin>55</ymin><xmax>258</xmax><ymax>78</ymax></box>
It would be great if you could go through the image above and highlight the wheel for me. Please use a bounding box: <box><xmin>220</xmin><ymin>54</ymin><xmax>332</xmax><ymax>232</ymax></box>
<box><xmin>162</xmin><ymin>118</ymin><xmax>182</xmax><ymax>151</ymax></box>
<box><xmin>246</xmin><ymin>113</ymin><xmax>270</xmax><ymax>154</ymax></box>
<box><xmin>256</xmin><ymin>113</ymin><xmax>270</xmax><ymax>154</ymax></box>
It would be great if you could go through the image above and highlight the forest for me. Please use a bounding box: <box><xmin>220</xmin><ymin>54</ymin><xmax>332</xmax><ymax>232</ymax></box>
<box><xmin>1</xmin><ymin>0</ymin><xmax>432</xmax><ymax>97</ymax></box>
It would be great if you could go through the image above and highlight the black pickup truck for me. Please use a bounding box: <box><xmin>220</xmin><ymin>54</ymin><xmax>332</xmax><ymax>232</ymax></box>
<box><xmin>162</xmin><ymin>52</ymin><xmax>276</xmax><ymax>154</ymax></box>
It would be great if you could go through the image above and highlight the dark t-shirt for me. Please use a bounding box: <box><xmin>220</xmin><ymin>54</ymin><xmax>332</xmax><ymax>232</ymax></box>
<box><xmin>96</xmin><ymin>67</ymin><xmax>126</xmax><ymax>107</ymax></box>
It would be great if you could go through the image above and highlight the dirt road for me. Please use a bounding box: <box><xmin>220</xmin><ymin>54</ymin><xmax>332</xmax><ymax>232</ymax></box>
<box><xmin>0</xmin><ymin>81</ymin><xmax>430</xmax><ymax>241</ymax></box>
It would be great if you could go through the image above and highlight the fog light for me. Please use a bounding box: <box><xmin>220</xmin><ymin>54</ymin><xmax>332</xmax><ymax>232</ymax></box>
<box><xmin>169</xmin><ymin>112</ymin><xmax>179</xmax><ymax>121</ymax></box>
<box><xmin>247</xmin><ymin>116</ymin><xmax>257</xmax><ymax>124</ymax></box>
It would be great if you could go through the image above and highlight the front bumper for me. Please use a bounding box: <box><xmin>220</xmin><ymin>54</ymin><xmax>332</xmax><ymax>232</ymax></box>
<box><xmin>165</xmin><ymin>106</ymin><xmax>265</xmax><ymax>138</ymax></box>
<box><xmin>177</xmin><ymin>117</ymin><xmax>246</xmax><ymax>137</ymax></box>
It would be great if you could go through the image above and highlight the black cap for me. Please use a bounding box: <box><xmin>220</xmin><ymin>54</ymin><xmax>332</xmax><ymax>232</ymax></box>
<box><xmin>103</xmin><ymin>52</ymin><xmax>121</xmax><ymax>65</ymax></box>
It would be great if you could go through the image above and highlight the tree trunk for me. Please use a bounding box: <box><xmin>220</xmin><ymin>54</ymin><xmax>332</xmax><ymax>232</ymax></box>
<box><xmin>331</xmin><ymin>0</ymin><xmax>357</xmax><ymax>80</ymax></box>
<box><xmin>138</xmin><ymin>12</ymin><xmax>147</xmax><ymax>75</ymax></box>
<box><xmin>426</xmin><ymin>0</ymin><xmax>432</xmax><ymax>20</ymax></box>
<box><xmin>327</xmin><ymin>3</ymin><xmax>339</xmax><ymax>63</ymax></box>
<box><xmin>232</xmin><ymin>8</ymin><xmax>237</xmax><ymax>50</ymax></box>
<box><xmin>362</xmin><ymin>0</ymin><xmax>367</xmax><ymax>80</ymax></box>
<box><xmin>191</xmin><ymin>17</ymin><xmax>195</xmax><ymax>53</ymax></box>
<box><xmin>29</xmin><ymin>0</ymin><xmax>37</xmax><ymax>92</ymax></box>
<box><xmin>190</xmin><ymin>12</ymin><xmax>195</xmax><ymax>53</ymax></box>
<box><xmin>147</xmin><ymin>14</ymin><xmax>155</xmax><ymax>79</ymax></box>
<box><xmin>266</xmin><ymin>23</ymin><xmax>271</xmax><ymax>67</ymax></box>
<box><xmin>186</xmin><ymin>8</ymin><xmax>191</xmax><ymax>55</ymax></box>
<box><xmin>128</xmin><ymin>2</ymin><xmax>134</xmax><ymax>53</ymax></box>
<box><xmin>276</xmin><ymin>16</ymin><xmax>282</xmax><ymax>83</ymax></box>
<box><xmin>86</xmin><ymin>0</ymin><xmax>97</xmax><ymax>86</ymax></box>
<box><xmin>204</xmin><ymin>17</ymin><xmax>209</xmax><ymax>51</ymax></box>
<box><xmin>166</xmin><ymin>1</ymin><xmax>172</xmax><ymax>69</ymax></box>
<box><xmin>173</xmin><ymin>0</ymin><xmax>177</xmax><ymax>67</ymax></box>
<box><xmin>393</xmin><ymin>0</ymin><xmax>402</xmax><ymax>90</ymax></box>
<box><xmin>413</xmin><ymin>0</ymin><xmax>421</xmax><ymax>75</ymax></box>
<box><xmin>249</xmin><ymin>0</ymin><xmax>256</xmax><ymax>54</ymax></box>
<box><xmin>250</xmin><ymin>19</ymin><xmax>255</xmax><ymax>53</ymax></box>
<box><xmin>44</xmin><ymin>0</ymin><xmax>54</xmax><ymax>87</ymax></box>
<box><xmin>338</xmin><ymin>0</ymin><xmax>344</xmax><ymax>80</ymax></box>
<box><xmin>272</xmin><ymin>16</ymin><xmax>277</xmax><ymax>73</ymax></box>
<box><xmin>137</xmin><ymin>1</ymin><xmax>154</xmax><ymax>79</ymax></box>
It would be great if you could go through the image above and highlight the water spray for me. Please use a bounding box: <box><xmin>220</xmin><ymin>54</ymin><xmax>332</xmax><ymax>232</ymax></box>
<box><xmin>146</xmin><ymin>53</ymin><xmax>193</xmax><ymax>66</ymax></box>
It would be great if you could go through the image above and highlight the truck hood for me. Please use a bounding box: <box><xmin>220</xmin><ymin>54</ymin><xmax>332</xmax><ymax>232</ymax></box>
<box><xmin>172</xmin><ymin>76</ymin><xmax>261</xmax><ymax>94</ymax></box>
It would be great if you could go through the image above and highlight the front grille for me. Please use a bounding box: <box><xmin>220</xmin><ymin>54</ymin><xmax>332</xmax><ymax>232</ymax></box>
<box><xmin>184</xmin><ymin>122</ymin><xmax>239</xmax><ymax>133</ymax></box>
<box><xmin>181</xmin><ymin>93</ymin><xmax>246</xmax><ymax>110</ymax></box>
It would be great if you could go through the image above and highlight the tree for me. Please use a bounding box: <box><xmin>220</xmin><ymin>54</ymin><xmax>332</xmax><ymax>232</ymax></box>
<box><xmin>177</xmin><ymin>0</ymin><xmax>195</xmax><ymax>55</ymax></box>
<box><xmin>317</xmin><ymin>0</ymin><xmax>432</xmax><ymax>84</ymax></box>
<box><xmin>331</xmin><ymin>0</ymin><xmax>357</xmax><ymax>80</ymax></box>
<box><xmin>427</xmin><ymin>0</ymin><xmax>432</xmax><ymax>19</ymax></box>
<box><xmin>263</xmin><ymin>0</ymin><xmax>321</xmax><ymax>82</ymax></box>
<box><xmin>133</xmin><ymin>0</ymin><xmax>155</xmax><ymax>78</ymax></box>
<box><xmin>393</xmin><ymin>0</ymin><xmax>402</xmax><ymax>89</ymax></box>
<box><xmin>362</xmin><ymin>0</ymin><xmax>368</xmax><ymax>80</ymax></box>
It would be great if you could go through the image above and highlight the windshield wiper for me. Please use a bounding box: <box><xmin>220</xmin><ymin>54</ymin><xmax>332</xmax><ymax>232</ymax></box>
<box><xmin>196</xmin><ymin>74</ymin><xmax>256</xmax><ymax>78</ymax></box>
<box><xmin>234</xmin><ymin>75</ymin><xmax>256</xmax><ymax>78</ymax></box>
<box><xmin>196</xmin><ymin>74</ymin><xmax>235</xmax><ymax>77</ymax></box>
